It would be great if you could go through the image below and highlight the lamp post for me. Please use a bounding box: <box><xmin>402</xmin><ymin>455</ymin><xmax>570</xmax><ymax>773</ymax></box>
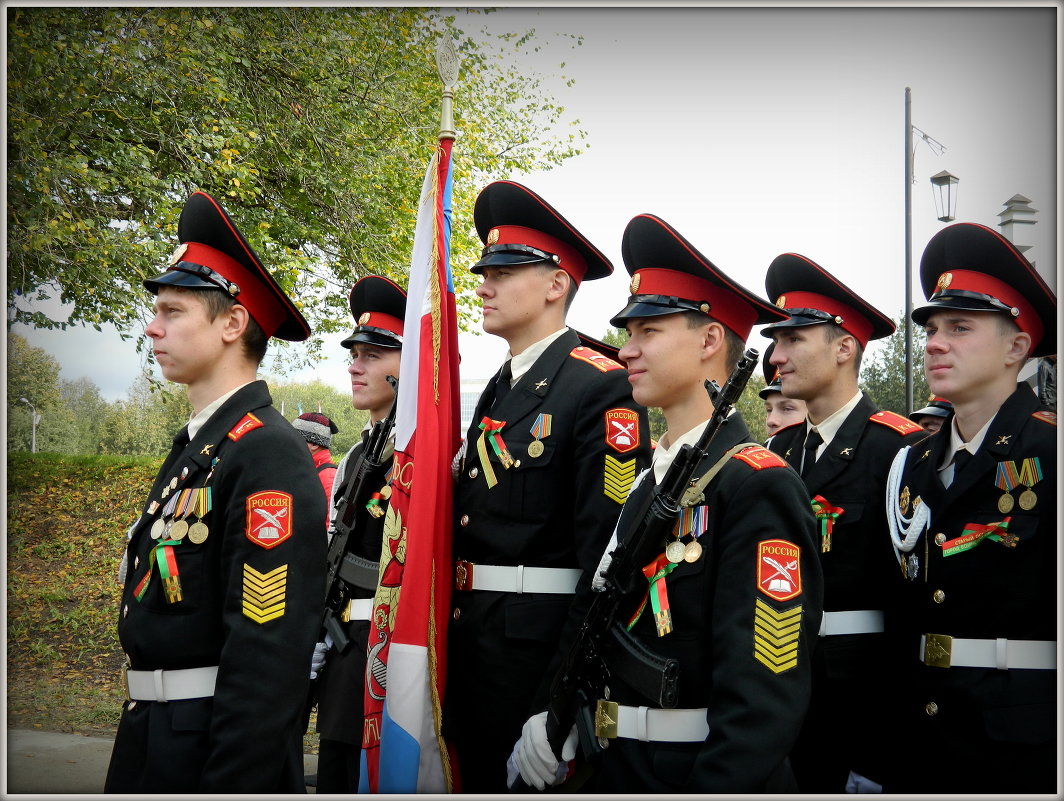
<box><xmin>903</xmin><ymin>87</ymin><xmax>953</xmax><ymax>416</ymax></box>
<box><xmin>930</xmin><ymin>170</ymin><xmax>960</xmax><ymax>222</ymax></box>
<box><xmin>19</xmin><ymin>397</ymin><xmax>40</xmax><ymax>453</ymax></box>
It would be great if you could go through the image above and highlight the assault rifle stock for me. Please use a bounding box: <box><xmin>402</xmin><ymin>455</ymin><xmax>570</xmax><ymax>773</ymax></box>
<box><xmin>320</xmin><ymin>375</ymin><xmax>398</xmax><ymax>655</ymax></box>
<box><xmin>514</xmin><ymin>349</ymin><xmax>758</xmax><ymax>788</ymax></box>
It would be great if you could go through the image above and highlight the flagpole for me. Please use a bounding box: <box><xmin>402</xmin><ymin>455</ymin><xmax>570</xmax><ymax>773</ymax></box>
<box><xmin>436</xmin><ymin>37</ymin><xmax>458</xmax><ymax>141</ymax></box>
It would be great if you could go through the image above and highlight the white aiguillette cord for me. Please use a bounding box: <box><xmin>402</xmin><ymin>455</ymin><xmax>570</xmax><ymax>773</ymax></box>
<box><xmin>885</xmin><ymin>445</ymin><xmax>930</xmax><ymax>565</ymax></box>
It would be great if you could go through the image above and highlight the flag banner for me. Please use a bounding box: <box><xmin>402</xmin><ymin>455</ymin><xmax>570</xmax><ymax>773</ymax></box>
<box><xmin>360</xmin><ymin>134</ymin><xmax>459</xmax><ymax>793</ymax></box>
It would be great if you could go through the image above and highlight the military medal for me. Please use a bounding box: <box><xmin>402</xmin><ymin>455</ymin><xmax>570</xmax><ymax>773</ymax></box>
<box><xmin>528</xmin><ymin>413</ymin><xmax>552</xmax><ymax>459</ymax></box>
<box><xmin>169</xmin><ymin>488</ymin><xmax>194</xmax><ymax>540</ymax></box>
<box><xmin>150</xmin><ymin>518</ymin><xmax>166</xmax><ymax>540</ymax></box>
<box><xmin>665</xmin><ymin>540</ymin><xmax>686</xmax><ymax>563</ymax></box>
<box><xmin>994</xmin><ymin>461</ymin><xmax>1019</xmax><ymax>513</ymax></box>
<box><xmin>186</xmin><ymin>487</ymin><xmax>211</xmax><ymax>544</ymax></box>
<box><xmin>1018</xmin><ymin>457</ymin><xmax>1042</xmax><ymax>510</ymax></box>
<box><xmin>684</xmin><ymin>540</ymin><xmax>703</xmax><ymax>563</ymax></box>
<box><xmin>906</xmin><ymin>552</ymin><xmax>919</xmax><ymax>580</ymax></box>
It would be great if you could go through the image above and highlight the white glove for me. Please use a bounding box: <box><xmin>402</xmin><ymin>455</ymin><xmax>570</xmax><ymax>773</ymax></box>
<box><xmin>309</xmin><ymin>633</ymin><xmax>333</xmax><ymax>680</ymax></box>
<box><xmin>845</xmin><ymin>770</ymin><xmax>883</xmax><ymax>793</ymax></box>
<box><xmin>508</xmin><ymin>711</ymin><xmax>577</xmax><ymax>790</ymax></box>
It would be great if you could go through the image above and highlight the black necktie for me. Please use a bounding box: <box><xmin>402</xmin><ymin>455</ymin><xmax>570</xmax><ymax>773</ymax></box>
<box><xmin>946</xmin><ymin>449</ymin><xmax>971</xmax><ymax>488</ymax></box>
<box><xmin>801</xmin><ymin>429</ymin><xmax>823</xmax><ymax>479</ymax></box>
<box><xmin>492</xmin><ymin>360</ymin><xmax>513</xmax><ymax>408</ymax></box>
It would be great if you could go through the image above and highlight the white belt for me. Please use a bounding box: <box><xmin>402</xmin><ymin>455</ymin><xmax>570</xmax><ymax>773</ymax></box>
<box><xmin>344</xmin><ymin>598</ymin><xmax>374</xmax><ymax>621</ymax></box>
<box><xmin>920</xmin><ymin>634</ymin><xmax>1057</xmax><ymax>670</ymax></box>
<box><xmin>596</xmin><ymin>701</ymin><xmax>709</xmax><ymax>743</ymax></box>
<box><xmin>819</xmin><ymin>609</ymin><xmax>884</xmax><ymax>636</ymax></box>
<box><xmin>124</xmin><ymin>665</ymin><xmax>218</xmax><ymax>702</ymax></box>
<box><xmin>454</xmin><ymin>561</ymin><xmax>580</xmax><ymax>594</ymax></box>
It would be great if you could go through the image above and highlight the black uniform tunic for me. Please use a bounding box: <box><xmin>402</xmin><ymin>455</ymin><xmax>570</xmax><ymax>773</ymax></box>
<box><xmin>105</xmin><ymin>381</ymin><xmax>325</xmax><ymax>793</ymax></box>
<box><xmin>444</xmin><ymin>329</ymin><xmax>652</xmax><ymax>791</ymax></box>
<box><xmin>594</xmin><ymin>412</ymin><xmax>823</xmax><ymax>792</ymax></box>
<box><xmin>767</xmin><ymin>393</ymin><xmax>926</xmax><ymax>790</ymax></box>
<box><xmin>885</xmin><ymin>384</ymin><xmax>1056</xmax><ymax>793</ymax></box>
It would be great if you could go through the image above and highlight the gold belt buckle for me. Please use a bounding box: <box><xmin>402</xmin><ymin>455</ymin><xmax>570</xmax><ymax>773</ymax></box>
<box><xmin>924</xmin><ymin>633</ymin><xmax>953</xmax><ymax>668</ymax></box>
<box><xmin>594</xmin><ymin>699</ymin><xmax>619</xmax><ymax>740</ymax></box>
<box><xmin>122</xmin><ymin>662</ymin><xmax>131</xmax><ymax>701</ymax></box>
<box><xmin>455</xmin><ymin>560</ymin><xmax>473</xmax><ymax>591</ymax></box>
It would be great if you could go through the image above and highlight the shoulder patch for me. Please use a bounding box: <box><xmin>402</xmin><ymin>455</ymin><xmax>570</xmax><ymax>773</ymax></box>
<box><xmin>1032</xmin><ymin>410</ymin><xmax>1057</xmax><ymax>426</ymax></box>
<box><xmin>733</xmin><ymin>445</ymin><xmax>789</xmax><ymax>470</ymax></box>
<box><xmin>246</xmin><ymin>490</ymin><xmax>293</xmax><ymax>548</ymax></box>
<box><xmin>569</xmin><ymin>346</ymin><xmax>623</xmax><ymax>372</ymax></box>
<box><xmin>870</xmin><ymin>410</ymin><xmax>923</xmax><ymax>436</ymax></box>
<box><xmin>228</xmin><ymin>413</ymin><xmax>264</xmax><ymax>442</ymax></box>
<box><xmin>605</xmin><ymin>408</ymin><xmax>641</xmax><ymax>453</ymax></box>
<box><xmin>757</xmin><ymin>539</ymin><xmax>802</xmax><ymax>601</ymax></box>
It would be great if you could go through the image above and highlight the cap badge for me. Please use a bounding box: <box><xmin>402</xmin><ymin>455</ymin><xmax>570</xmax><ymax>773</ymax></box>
<box><xmin>699</xmin><ymin>302</ymin><xmax>711</xmax><ymax>314</ymax></box>
<box><xmin>834</xmin><ymin>316</ymin><xmax>843</xmax><ymax>325</ymax></box>
<box><xmin>227</xmin><ymin>282</ymin><xmax>239</xmax><ymax>296</ymax></box>
<box><xmin>775</xmin><ymin>294</ymin><xmax>787</xmax><ymax>309</ymax></box>
<box><xmin>168</xmin><ymin>243</ymin><xmax>189</xmax><ymax>266</ymax></box>
<box><xmin>358</xmin><ymin>312</ymin><xmax>371</xmax><ymax>325</ymax></box>
<box><xmin>936</xmin><ymin>272</ymin><xmax>953</xmax><ymax>291</ymax></box>
<box><xmin>486</xmin><ymin>228</ymin><xmax>500</xmax><ymax>246</ymax></box>
<box><xmin>629</xmin><ymin>273</ymin><xmax>641</xmax><ymax>294</ymax></box>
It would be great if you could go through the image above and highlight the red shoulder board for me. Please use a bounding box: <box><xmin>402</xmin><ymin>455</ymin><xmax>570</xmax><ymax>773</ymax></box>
<box><xmin>228</xmin><ymin>413</ymin><xmax>264</xmax><ymax>442</ymax></box>
<box><xmin>869</xmin><ymin>410</ymin><xmax>923</xmax><ymax>435</ymax></box>
<box><xmin>733</xmin><ymin>445</ymin><xmax>789</xmax><ymax>470</ymax></box>
<box><xmin>1032</xmin><ymin>410</ymin><xmax>1057</xmax><ymax>426</ymax></box>
<box><xmin>569</xmin><ymin>346</ymin><xmax>623</xmax><ymax>372</ymax></box>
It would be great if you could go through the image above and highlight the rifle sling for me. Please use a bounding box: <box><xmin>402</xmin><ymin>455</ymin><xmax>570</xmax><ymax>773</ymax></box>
<box><xmin>338</xmin><ymin>552</ymin><xmax>380</xmax><ymax>592</ymax></box>
<box><xmin>679</xmin><ymin>441</ymin><xmax>759</xmax><ymax>507</ymax></box>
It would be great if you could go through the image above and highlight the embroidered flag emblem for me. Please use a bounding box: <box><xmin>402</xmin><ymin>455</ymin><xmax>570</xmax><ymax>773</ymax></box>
<box><xmin>757</xmin><ymin>539</ymin><xmax>802</xmax><ymax>601</ymax></box>
<box><xmin>246</xmin><ymin>490</ymin><xmax>293</xmax><ymax>548</ymax></box>
<box><xmin>605</xmin><ymin>408</ymin><xmax>640</xmax><ymax>454</ymax></box>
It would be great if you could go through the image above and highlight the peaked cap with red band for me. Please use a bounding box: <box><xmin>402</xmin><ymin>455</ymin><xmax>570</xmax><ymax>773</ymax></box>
<box><xmin>470</xmin><ymin>180</ymin><xmax>613</xmax><ymax>284</ymax></box>
<box><xmin>759</xmin><ymin>342</ymin><xmax>785</xmax><ymax>399</ymax></box>
<box><xmin>610</xmin><ymin>214</ymin><xmax>788</xmax><ymax>340</ymax></box>
<box><xmin>144</xmin><ymin>191</ymin><xmax>310</xmax><ymax>341</ymax></box>
<box><xmin>914</xmin><ymin>222</ymin><xmax>1056</xmax><ymax>357</ymax></box>
<box><xmin>909</xmin><ymin>394</ymin><xmax>953</xmax><ymax>422</ymax></box>
<box><xmin>341</xmin><ymin>275</ymin><xmax>407</xmax><ymax>350</ymax></box>
<box><xmin>762</xmin><ymin>253</ymin><xmax>895</xmax><ymax>347</ymax></box>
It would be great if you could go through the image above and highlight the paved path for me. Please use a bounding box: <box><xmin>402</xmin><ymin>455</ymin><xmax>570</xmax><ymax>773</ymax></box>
<box><xmin>5</xmin><ymin>729</ymin><xmax>318</xmax><ymax>794</ymax></box>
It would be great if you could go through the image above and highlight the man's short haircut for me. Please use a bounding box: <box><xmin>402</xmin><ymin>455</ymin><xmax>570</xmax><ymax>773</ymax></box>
<box><xmin>824</xmin><ymin>322</ymin><xmax>864</xmax><ymax>374</ymax></box>
<box><xmin>534</xmin><ymin>261</ymin><xmax>579</xmax><ymax>313</ymax></box>
<box><xmin>682</xmin><ymin>311</ymin><xmax>746</xmax><ymax>369</ymax></box>
<box><xmin>193</xmin><ymin>287</ymin><xmax>269</xmax><ymax>364</ymax></box>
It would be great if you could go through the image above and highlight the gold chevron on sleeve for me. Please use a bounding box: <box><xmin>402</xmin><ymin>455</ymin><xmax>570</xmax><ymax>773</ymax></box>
<box><xmin>242</xmin><ymin>563</ymin><xmax>288</xmax><ymax>624</ymax></box>
<box><xmin>604</xmin><ymin>455</ymin><xmax>637</xmax><ymax>505</ymax></box>
<box><xmin>753</xmin><ymin>597</ymin><xmax>803</xmax><ymax>674</ymax></box>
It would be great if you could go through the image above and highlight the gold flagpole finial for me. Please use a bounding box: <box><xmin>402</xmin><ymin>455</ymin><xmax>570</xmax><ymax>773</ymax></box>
<box><xmin>436</xmin><ymin>37</ymin><xmax>459</xmax><ymax>141</ymax></box>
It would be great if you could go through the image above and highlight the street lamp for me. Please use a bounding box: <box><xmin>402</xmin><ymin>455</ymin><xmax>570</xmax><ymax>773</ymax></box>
<box><xmin>930</xmin><ymin>170</ymin><xmax>960</xmax><ymax>222</ymax></box>
<box><xmin>19</xmin><ymin>397</ymin><xmax>40</xmax><ymax>453</ymax></box>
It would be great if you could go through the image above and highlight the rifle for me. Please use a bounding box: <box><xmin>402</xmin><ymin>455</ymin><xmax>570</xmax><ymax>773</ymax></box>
<box><xmin>320</xmin><ymin>374</ymin><xmax>398</xmax><ymax>655</ymax></box>
<box><xmin>512</xmin><ymin>349</ymin><xmax>758</xmax><ymax>789</ymax></box>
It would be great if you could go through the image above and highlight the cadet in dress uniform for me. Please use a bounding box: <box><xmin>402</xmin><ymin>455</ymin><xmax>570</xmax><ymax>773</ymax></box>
<box><xmin>883</xmin><ymin>222</ymin><xmax>1056</xmax><ymax>793</ymax></box>
<box><xmin>762</xmin><ymin>253</ymin><xmax>927</xmax><ymax>793</ymax></box>
<box><xmin>310</xmin><ymin>276</ymin><xmax>406</xmax><ymax>793</ymax></box>
<box><xmin>443</xmin><ymin>181</ymin><xmax>652</xmax><ymax>792</ymax></box>
<box><xmin>104</xmin><ymin>191</ymin><xmax>326</xmax><ymax>793</ymax></box>
<box><xmin>908</xmin><ymin>394</ymin><xmax>953</xmax><ymax>434</ymax></box>
<box><xmin>760</xmin><ymin>343</ymin><xmax>808</xmax><ymax>441</ymax></box>
<box><xmin>511</xmin><ymin>213</ymin><xmax>823</xmax><ymax>792</ymax></box>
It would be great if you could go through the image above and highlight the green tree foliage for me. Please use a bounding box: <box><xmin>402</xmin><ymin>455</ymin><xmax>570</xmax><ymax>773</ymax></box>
<box><xmin>6</xmin><ymin>333</ymin><xmax>64</xmax><ymax>452</ymax></box>
<box><xmin>859</xmin><ymin>317</ymin><xmax>930</xmax><ymax>416</ymax></box>
<box><xmin>7</xmin><ymin>7</ymin><xmax>587</xmax><ymax>365</ymax></box>
<box><xmin>265</xmin><ymin>377</ymin><xmax>369</xmax><ymax>459</ymax></box>
<box><xmin>97</xmin><ymin>376</ymin><xmax>193</xmax><ymax>457</ymax></box>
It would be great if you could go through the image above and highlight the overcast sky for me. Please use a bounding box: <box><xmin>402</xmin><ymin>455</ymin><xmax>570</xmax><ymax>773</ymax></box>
<box><xmin>10</xmin><ymin>3</ymin><xmax>1058</xmax><ymax>403</ymax></box>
